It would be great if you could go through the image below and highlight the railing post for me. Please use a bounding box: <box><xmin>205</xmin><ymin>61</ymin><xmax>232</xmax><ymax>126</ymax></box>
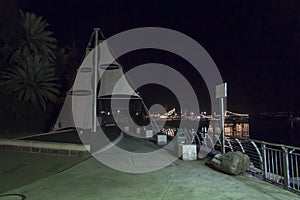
<box><xmin>261</xmin><ymin>143</ymin><xmax>268</xmax><ymax>180</ymax></box>
<box><xmin>282</xmin><ymin>147</ymin><xmax>290</xmax><ymax>189</ymax></box>
<box><xmin>250</xmin><ymin>140</ymin><xmax>263</xmax><ymax>167</ymax></box>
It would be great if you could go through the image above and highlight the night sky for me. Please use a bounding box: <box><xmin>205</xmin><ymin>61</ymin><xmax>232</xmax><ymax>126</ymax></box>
<box><xmin>19</xmin><ymin>0</ymin><xmax>300</xmax><ymax>114</ymax></box>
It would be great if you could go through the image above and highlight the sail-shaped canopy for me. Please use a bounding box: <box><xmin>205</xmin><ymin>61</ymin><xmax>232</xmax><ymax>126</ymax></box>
<box><xmin>53</xmin><ymin>37</ymin><xmax>140</xmax><ymax>130</ymax></box>
<box><xmin>98</xmin><ymin>41</ymin><xmax>139</xmax><ymax>98</ymax></box>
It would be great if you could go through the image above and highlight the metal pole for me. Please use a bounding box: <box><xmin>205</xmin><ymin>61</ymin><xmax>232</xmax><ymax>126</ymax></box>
<box><xmin>92</xmin><ymin>28</ymin><xmax>100</xmax><ymax>132</ymax></box>
<box><xmin>220</xmin><ymin>97</ymin><xmax>225</xmax><ymax>154</ymax></box>
<box><xmin>216</xmin><ymin>82</ymin><xmax>227</xmax><ymax>154</ymax></box>
<box><xmin>261</xmin><ymin>143</ymin><xmax>268</xmax><ymax>180</ymax></box>
<box><xmin>282</xmin><ymin>147</ymin><xmax>290</xmax><ymax>189</ymax></box>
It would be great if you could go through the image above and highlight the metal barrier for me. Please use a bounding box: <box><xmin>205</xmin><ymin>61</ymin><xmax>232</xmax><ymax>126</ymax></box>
<box><xmin>261</xmin><ymin>142</ymin><xmax>300</xmax><ymax>192</ymax></box>
<box><xmin>164</xmin><ymin>128</ymin><xmax>300</xmax><ymax>194</ymax></box>
<box><xmin>222</xmin><ymin>136</ymin><xmax>299</xmax><ymax>193</ymax></box>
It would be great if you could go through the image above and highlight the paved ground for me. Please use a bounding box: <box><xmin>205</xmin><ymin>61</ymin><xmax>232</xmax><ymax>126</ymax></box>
<box><xmin>1</xmin><ymin>134</ymin><xmax>299</xmax><ymax>200</ymax></box>
<box><xmin>0</xmin><ymin>151</ymin><xmax>85</xmax><ymax>194</ymax></box>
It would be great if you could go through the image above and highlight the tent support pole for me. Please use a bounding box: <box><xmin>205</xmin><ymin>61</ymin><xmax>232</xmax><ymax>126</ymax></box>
<box><xmin>92</xmin><ymin>28</ymin><xmax>100</xmax><ymax>132</ymax></box>
<box><xmin>141</xmin><ymin>100</ymin><xmax>160</xmax><ymax>132</ymax></box>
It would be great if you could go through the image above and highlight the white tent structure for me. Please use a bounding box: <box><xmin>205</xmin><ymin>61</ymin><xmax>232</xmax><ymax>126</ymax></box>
<box><xmin>53</xmin><ymin>28</ymin><xmax>156</xmax><ymax>132</ymax></box>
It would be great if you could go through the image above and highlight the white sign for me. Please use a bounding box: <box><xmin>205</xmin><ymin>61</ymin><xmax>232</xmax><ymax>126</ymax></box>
<box><xmin>216</xmin><ymin>83</ymin><xmax>227</xmax><ymax>98</ymax></box>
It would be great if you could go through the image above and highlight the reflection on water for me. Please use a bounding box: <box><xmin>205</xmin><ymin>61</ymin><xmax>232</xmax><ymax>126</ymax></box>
<box><xmin>155</xmin><ymin>119</ymin><xmax>250</xmax><ymax>138</ymax></box>
<box><xmin>154</xmin><ymin>113</ymin><xmax>299</xmax><ymax>147</ymax></box>
<box><xmin>208</xmin><ymin>120</ymin><xmax>249</xmax><ymax>138</ymax></box>
<box><xmin>225</xmin><ymin>123</ymin><xmax>249</xmax><ymax>138</ymax></box>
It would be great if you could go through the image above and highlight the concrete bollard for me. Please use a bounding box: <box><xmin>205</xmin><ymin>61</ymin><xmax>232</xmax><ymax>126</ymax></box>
<box><xmin>157</xmin><ymin>135</ymin><xmax>167</xmax><ymax>145</ymax></box>
<box><xmin>145</xmin><ymin>130</ymin><xmax>154</xmax><ymax>139</ymax></box>
<box><xmin>124</xmin><ymin>126</ymin><xmax>129</xmax><ymax>132</ymax></box>
<box><xmin>179</xmin><ymin>144</ymin><xmax>197</xmax><ymax>161</ymax></box>
<box><xmin>136</xmin><ymin>127</ymin><xmax>142</xmax><ymax>134</ymax></box>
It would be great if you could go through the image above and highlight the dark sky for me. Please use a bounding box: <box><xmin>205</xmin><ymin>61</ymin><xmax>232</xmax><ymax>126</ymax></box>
<box><xmin>19</xmin><ymin>0</ymin><xmax>300</xmax><ymax>114</ymax></box>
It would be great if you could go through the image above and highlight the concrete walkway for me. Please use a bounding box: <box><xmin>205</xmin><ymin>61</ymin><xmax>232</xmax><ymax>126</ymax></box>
<box><xmin>1</xmin><ymin>135</ymin><xmax>299</xmax><ymax>200</ymax></box>
<box><xmin>0</xmin><ymin>151</ymin><xmax>85</xmax><ymax>194</ymax></box>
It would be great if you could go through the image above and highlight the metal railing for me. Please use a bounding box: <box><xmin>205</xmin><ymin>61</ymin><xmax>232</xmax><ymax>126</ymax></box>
<box><xmin>261</xmin><ymin>142</ymin><xmax>300</xmax><ymax>192</ymax></box>
<box><xmin>164</xmin><ymin>128</ymin><xmax>300</xmax><ymax>194</ymax></box>
<box><xmin>217</xmin><ymin>136</ymin><xmax>299</xmax><ymax>193</ymax></box>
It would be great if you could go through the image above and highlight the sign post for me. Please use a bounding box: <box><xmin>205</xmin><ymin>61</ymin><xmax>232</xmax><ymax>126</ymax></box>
<box><xmin>216</xmin><ymin>83</ymin><xmax>227</xmax><ymax>154</ymax></box>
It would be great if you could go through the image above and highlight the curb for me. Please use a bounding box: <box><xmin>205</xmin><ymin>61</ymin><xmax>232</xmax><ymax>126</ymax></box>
<box><xmin>0</xmin><ymin>138</ymin><xmax>90</xmax><ymax>157</ymax></box>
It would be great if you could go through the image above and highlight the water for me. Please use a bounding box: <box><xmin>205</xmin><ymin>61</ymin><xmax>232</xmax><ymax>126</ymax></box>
<box><xmin>155</xmin><ymin>119</ymin><xmax>249</xmax><ymax>138</ymax></box>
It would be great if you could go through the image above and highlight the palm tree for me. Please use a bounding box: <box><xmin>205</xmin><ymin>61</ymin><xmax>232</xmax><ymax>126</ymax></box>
<box><xmin>10</xmin><ymin>11</ymin><xmax>57</xmax><ymax>63</ymax></box>
<box><xmin>0</xmin><ymin>9</ymin><xmax>62</xmax><ymax>133</ymax></box>
<box><xmin>1</xmin><ymin>55</ymin><xmax>60</xmax><ymax>110</ymax></box>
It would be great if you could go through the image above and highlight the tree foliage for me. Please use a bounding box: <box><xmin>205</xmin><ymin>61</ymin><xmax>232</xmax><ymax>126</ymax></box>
<box><xmin>0</xmin><ymin>3</ymin><xmax>77</xmax><ymax>133</ymax></box>
<box><xmin>10</xmin><ymin>11</ymin><xmax>58</xmax><ymax>63</ymax></box>
<box><xmin>0</xmin><ymin>6</ymin><xmax>62</xmax><ymax>112</ymax></box>
<box><xmin>1</xmin><ymin>55</ymin><xmax>60</xmax><ymax>110</ymax></box>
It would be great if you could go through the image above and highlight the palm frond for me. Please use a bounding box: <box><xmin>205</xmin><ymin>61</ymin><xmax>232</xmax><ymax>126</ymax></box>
<box><xmin>1</xmin><ymin>55</ymin><xmax>60</xmax><ymax>110</ymax></box>
<box><xmin>11</xmin><ymin>11</ymin><xmax>58</xmax><ymax>63</ymax></box>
